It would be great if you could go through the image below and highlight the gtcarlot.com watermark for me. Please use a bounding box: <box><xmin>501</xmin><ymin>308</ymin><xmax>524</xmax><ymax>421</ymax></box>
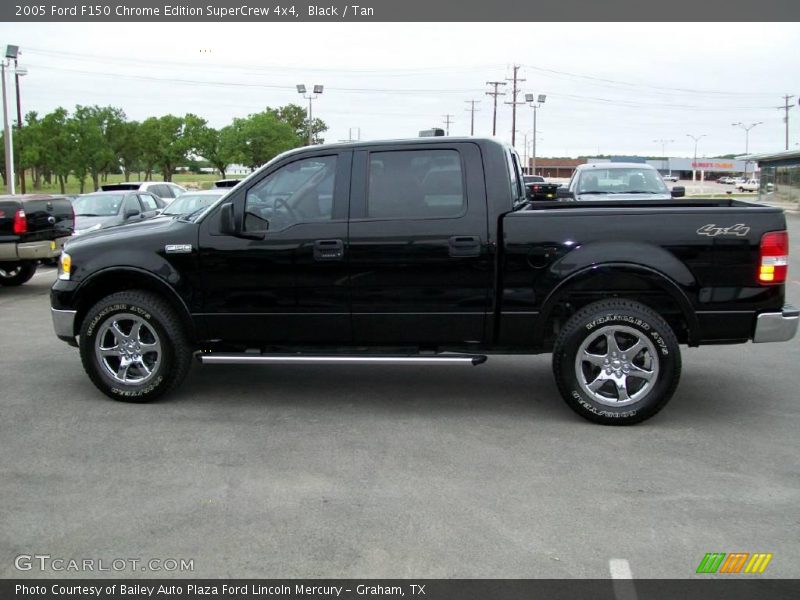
<box><xmin>14</xmin><ymin>554</ymin><xmax>194</xmax><ymax>573</ymax></box>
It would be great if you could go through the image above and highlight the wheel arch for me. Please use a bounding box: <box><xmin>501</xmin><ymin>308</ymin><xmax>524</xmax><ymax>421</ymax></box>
<box><xmin>72</xmin><ymin>267</ymin><xmax>197</xmax><ymax>341</ymax></box>
<box><xmin>535</xmin><ymin>263</ymin><xmax>699</xmax><ymax>348</ymax></box>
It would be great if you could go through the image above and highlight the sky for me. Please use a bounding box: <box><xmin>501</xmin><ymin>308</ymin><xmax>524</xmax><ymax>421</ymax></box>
<box><xmin>1</xmin><ymin>22</ymin><xmax>799</xmax><ymax>159</ymax></box>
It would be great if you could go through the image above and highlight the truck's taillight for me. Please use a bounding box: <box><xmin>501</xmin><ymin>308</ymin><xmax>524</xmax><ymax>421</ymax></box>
<box><xmin>13</xmin><ymin>209</ymin><xmax>27</xmax><ymax>234</ymax></box>
<box><xmin>758</xmin><ymin>230</ymin><xmax>789</xmax><ymax>284</ymax></box>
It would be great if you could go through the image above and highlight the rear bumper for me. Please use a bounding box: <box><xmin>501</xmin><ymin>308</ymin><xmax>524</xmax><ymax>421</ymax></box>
<box><xmin>52</xmin><ymin>308</ymin><xmax>78</xmax><ymax>346</ymax></box>
<box><xmin>753</xmin><ymin>305</ymin><xmax>799</xmax><ymax>343</ymax></box>
<box><xmin>0</xmin><ymin>236</ymin><xmax>69</xmax><ymax>262</ymax></box>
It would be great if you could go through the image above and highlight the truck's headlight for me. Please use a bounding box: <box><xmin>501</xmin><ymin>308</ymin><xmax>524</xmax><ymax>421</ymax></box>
<box><xmin>58</xmin><ymin>253</ymin><xmax>72</xmax><ymax>281</ymax></box>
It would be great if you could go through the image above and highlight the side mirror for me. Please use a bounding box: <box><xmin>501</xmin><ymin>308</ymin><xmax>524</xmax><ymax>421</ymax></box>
<box><xmin>219</xmin><ymin>201</ymin><xmax>265</xmax><ymax>240</ymax></box>
<box><xmin>671</xmin><ymin>186</ymin><xmax>685</xmax><ymax>198</ymax></box>
<box><xmin>219</xmin><ymin>202</ymin><xmax>236</xmax><ymax>235</ymax></box>
<box><xmin>125</xmin><ymin>209</ymin><xmax>140</xmax><ymax>219</ymax></box>
<box><xmin>556</xmin><ymin>187</ymin><xmax>574</xmax><ymax>200</ymax></box>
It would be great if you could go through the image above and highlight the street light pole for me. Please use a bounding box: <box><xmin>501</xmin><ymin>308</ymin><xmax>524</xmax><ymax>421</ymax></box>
<box><xmin>653</xmin><ymin>138</ymin><xmax>674</xmax><ymax>175</ymax></box>
<box><xmin>1</xmin><ymin>59</ymin><xmax>14</xmax><ymax>195</ymax></box>
<box><xmin>525</xmin><ymin>93</ymin><xmax>546</xmax><ymax>176</ymax></box>
<box><xmin>732</xmin><ymin>121</ymin><xmax>762</xmax><ymax>177</ymax></box>
<box><xmin>14</xmin><ymin>60</ymin><xmax>26</xmax><ymax>193</ymax></box>
<box><xmin>686</xmin><ymin>133</ymin><xmax>706</xmax><ymax>183</ymax></box>
<box><xmin>297</xmin><ymin>84</ymin><xmax>323</xmax><ymax>146</ymax></box>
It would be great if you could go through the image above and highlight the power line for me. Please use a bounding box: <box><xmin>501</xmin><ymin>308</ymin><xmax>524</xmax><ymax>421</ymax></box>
<box><xmin>22</xmin><ymin>62</ymin><xmax>782</xmax><ymax>114</ymax></box>
<box><xmin>464</xmin><ymin>100</ymin><xmax>480</xmax><ymax>136</ymax></box>
<box><xmin>521</xmin><ymin>62</ymin><xmax>781</xmax><ymax>97</ymax></box>
<box><xmin>25</xmin><ymin>47</ymin><xmax>504</xmax><ymax>77</ymax></box>
<box><xmin>504</xmin><ymin>65</ymin><xmax>525</xmax><ymax>147</ymax></box>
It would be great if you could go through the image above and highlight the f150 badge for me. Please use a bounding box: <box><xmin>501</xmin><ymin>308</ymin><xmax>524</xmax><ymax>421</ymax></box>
<box><xmin>165</xmin><ymin>244</ymin><xmax>193</xmax><ymax>253</ymax></box>
<box><xmin>697</xmin><ymin>223</ymin><xmax>750</xmax><ymax>237</ymax></box>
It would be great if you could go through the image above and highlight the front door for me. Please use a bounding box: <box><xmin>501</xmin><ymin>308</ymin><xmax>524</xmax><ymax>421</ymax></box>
<box><xmin>197</xmin><ymin>151</ymin><xmax>352</xmax><ymax>345</ymax></box>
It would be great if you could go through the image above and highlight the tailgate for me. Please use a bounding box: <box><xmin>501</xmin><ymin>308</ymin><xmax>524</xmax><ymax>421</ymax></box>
<box><xmin>0</xmin><ymin>200</ymin><xmax>18</xmax><ymax>236</ymax></box>
<box><xmin>21</xmin><ymin>197</ymin><xmax>74</xmax><ymax>241</ymax></box>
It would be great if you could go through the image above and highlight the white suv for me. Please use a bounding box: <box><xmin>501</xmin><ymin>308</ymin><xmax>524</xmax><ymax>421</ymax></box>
<box><xmin>98</xmin><ymin>182</ymin><xmax>186</xmax><ymax>204</ymax></box>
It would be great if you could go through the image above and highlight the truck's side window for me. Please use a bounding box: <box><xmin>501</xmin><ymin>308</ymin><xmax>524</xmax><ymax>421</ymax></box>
<box><xmin>244</xmin><ymin>155</ymin><xmax>337</xmax><ymax>233</ymax></box>
<box><xmin>367</xmin><ymin>149</ymin><xmax>465</xmax><ymax>219</ymax></box>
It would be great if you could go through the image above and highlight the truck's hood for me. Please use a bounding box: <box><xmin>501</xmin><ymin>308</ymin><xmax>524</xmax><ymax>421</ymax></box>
<box><xmin>68</xmin><ymin>215</ymin><xmax>176</xmax><ymax>244</ymax></box>
<box><xmin>575</xmin><ymin>192</ymin><xmax>672</xmax><ymax>201</ymax></box>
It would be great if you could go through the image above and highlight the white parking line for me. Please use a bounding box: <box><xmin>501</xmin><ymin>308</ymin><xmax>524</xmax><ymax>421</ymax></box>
<box><xmin>609</xmin><ymin>559</ymin><xmax>638</xmax><ymax>600</ymax></box>
<box><xmin>33</xmin><ymin>269</ymin><xmax>57</xmax><ymax>278</ymax></box>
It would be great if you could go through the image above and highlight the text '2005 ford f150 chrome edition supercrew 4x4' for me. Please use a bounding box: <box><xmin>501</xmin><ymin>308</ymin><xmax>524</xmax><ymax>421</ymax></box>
<box><xmin>50</xmin><ymin>138</ymin><xmax>797</xmax><ymax>425</ymax></box>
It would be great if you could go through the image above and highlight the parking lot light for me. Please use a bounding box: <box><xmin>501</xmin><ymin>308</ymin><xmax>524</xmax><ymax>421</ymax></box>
<box><xmin>297</xmin><ymin>84</ymin><xmax>323</xmax><ymax>145</ymax></box>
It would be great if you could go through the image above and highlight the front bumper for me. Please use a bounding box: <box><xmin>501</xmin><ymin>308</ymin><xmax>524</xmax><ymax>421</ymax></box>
<box><xmin>0</xmin><ymin>236</ymin><xmax>69</xmax><ymax>262</ymax></box>
<box><xmin>753</xmin><ymin>305</ymin><xmax>799</xmax><ymax>343</ymax></box>
<box><xmin>52</xmin><ymin>308</ymin><xmax>77</xmax><ymax>346</ymax></box>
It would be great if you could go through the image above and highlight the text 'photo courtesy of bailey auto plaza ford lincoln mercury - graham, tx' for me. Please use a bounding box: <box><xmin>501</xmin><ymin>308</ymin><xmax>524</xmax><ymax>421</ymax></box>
<box><xmin>2</xmin><ymin>3</ymin><xmax>800</xmax><ymax>598</ymax></box>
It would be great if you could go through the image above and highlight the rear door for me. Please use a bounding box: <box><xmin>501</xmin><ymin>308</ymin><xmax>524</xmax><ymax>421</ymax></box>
<box><xmin>347</xmin><ymin>142</ymin><xmax>491</xmax><ymax>345</ymax></box>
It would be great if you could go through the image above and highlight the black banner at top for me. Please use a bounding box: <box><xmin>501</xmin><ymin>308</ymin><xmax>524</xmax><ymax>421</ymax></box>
<box><xmin>4</xmin><ymin>0</ymin><xmax>800</xmax><ymax>22</ymax></box>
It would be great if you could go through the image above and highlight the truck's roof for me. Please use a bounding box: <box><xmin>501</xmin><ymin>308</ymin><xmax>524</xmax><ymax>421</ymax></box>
<box><xmin>284</xmin><ymin>136</ymin><xmax>510</xmax><ymax>155</ymax></box>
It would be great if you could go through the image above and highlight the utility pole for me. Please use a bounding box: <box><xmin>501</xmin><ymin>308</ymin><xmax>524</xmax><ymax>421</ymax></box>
<box><xmin>442</xmin><ymin>114</ymin><xmax>454</xmax><ymax>136</ymax></box>
<box><xmin>485</xmin><ymin>81</ymin><xmax>506</xmax><ymax>137</ymax></box>
<box><xmin>504</xmin><ymin>65</ymin><xmax>525</xmax><ymax>148</ymax></box>
<box><xmin>778</xmin><ymin>94</ymin><xmax>795</xmax><ymax>150</ymax></box>
<box><xmin>464</xmin><ymin>100</ymin><xmax>480</xmax><ymax>136</ymax></box>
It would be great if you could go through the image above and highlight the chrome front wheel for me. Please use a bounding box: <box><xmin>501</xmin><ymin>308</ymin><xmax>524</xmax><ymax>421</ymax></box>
<box><xmin>94</xmin><ymin>313</ymin><xmax>163</xmax><ymax>385</ymax></box>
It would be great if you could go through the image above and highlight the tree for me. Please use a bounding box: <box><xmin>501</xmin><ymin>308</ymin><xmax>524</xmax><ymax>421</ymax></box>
<box><xmin>228</xmin><ymin>111</ymin><xmax>300</xmax><ymax>170</ymax></box>
<box><xmin>109</xmin><ymin>119</ymin><xmax>142</xmax><ymax>181</ymax></box>
<box><xmin>191</xmin><ymin>123</ymin><xmax>237</xmax><ymax>178</ymax></box>
<box><xmin>268</xmin><ymin>103</ymin><xmax>328</xmax><ymax>145</ymax></box>
<box><xmin>38</xmin><ymin>108</ymin><xmax>75</xmax><ymax>193</ymax></box>
<box><xmin>70</xmin><ymin>105</ymin><xmax>120</xmax><ymax>191</ymax></box>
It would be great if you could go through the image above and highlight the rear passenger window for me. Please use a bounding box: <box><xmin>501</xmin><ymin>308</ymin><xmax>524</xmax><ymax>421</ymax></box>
<box><xmin>367</xmin><ymin>149</ymin><xmax>465</xmax><ymax>219</ymax></box>
<box><xmin>139</xmin><ymin>194</ymin><xmax>158</xmax><ymax>211</ymax></box>
<box><xmin>150</xmin><ymin>184</ymin><xmax>171</xmax><ymax>198</ymax></box>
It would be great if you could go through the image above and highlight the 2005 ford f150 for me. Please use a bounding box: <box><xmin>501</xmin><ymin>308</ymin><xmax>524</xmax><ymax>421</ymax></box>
<box><xmin>50</xmin><ymin>138</ymin><xmax>797</xmax><ymax>424</ymax></box>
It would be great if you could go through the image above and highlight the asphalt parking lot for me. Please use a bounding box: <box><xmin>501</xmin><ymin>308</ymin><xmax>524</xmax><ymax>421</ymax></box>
<box><xmin>1</xmin><ymin>213</ymin><xmax>799</xmax><ymax>580</ymax></box>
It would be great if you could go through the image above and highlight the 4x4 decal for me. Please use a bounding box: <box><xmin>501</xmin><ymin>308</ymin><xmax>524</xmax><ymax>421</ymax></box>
<box><xmin>697</xmin><ymin>223</ymin><xmax>750</xmax><ymax>237</ymax></box>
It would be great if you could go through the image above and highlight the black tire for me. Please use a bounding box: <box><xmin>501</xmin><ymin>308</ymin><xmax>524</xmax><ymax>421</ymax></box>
<box><xmin>552</xmin><ymin>299</ymin><xmax>681</xmax><ymax>425</ymax></box>
<box><xmin>79</xmin><ymin>290</ymin><xmax>193</xmax><ymax>402</ymax></box>
<box><xmin>0</xmin><ymin>262</ymin><xmax>37</xmax><ymax>286</ymax></box>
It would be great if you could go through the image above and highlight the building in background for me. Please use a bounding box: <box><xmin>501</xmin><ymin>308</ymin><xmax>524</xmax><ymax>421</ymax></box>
<box><xmin>746</xmin><ymin>149</ymin><xmax>800</xmax><ymax>204</ymax></box>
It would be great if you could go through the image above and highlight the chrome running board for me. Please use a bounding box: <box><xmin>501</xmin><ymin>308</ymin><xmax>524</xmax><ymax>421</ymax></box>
<box><xmin>198</xmin><ymin>353</ymin><xmax>488</xmax><ymax>366</ymax></box>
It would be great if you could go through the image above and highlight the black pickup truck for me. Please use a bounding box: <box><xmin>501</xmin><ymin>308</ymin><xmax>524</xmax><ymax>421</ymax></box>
<box><xmin>1</xmin><ymin>194</ymin><xmax>74</xmax><ymax>286</ymax></box>
<box><xmin>523</xmin><ymin>175</ymin><xmax>560</xmax><ymax>201</ymax></box>
<box><xmin>50</xmin><ymin>138</ymin><xmax>797</xmax><ymax>424</ymax></box>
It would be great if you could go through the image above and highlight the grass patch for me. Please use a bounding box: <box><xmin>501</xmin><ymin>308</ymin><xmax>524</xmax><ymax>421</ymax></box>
<box><xmin>17</xmin><ymin>173</ymin><xmax>242</xmax><ymax>195</ymax></box>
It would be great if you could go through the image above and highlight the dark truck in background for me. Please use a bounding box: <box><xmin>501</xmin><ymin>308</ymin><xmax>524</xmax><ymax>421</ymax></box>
<box><xmin>50</xmin><ymin>138</ymin><xmax>797</xmax><ymax>424</ymax></box>
<box><xmin>0</xmin><ymin>194</ymin><xmax>74</xmax><ymax>286</ymax></box>
<box><xmin>523</xmin><ymin>175</ymin><xmax>560</xmax><ymax>201</ymax></box>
